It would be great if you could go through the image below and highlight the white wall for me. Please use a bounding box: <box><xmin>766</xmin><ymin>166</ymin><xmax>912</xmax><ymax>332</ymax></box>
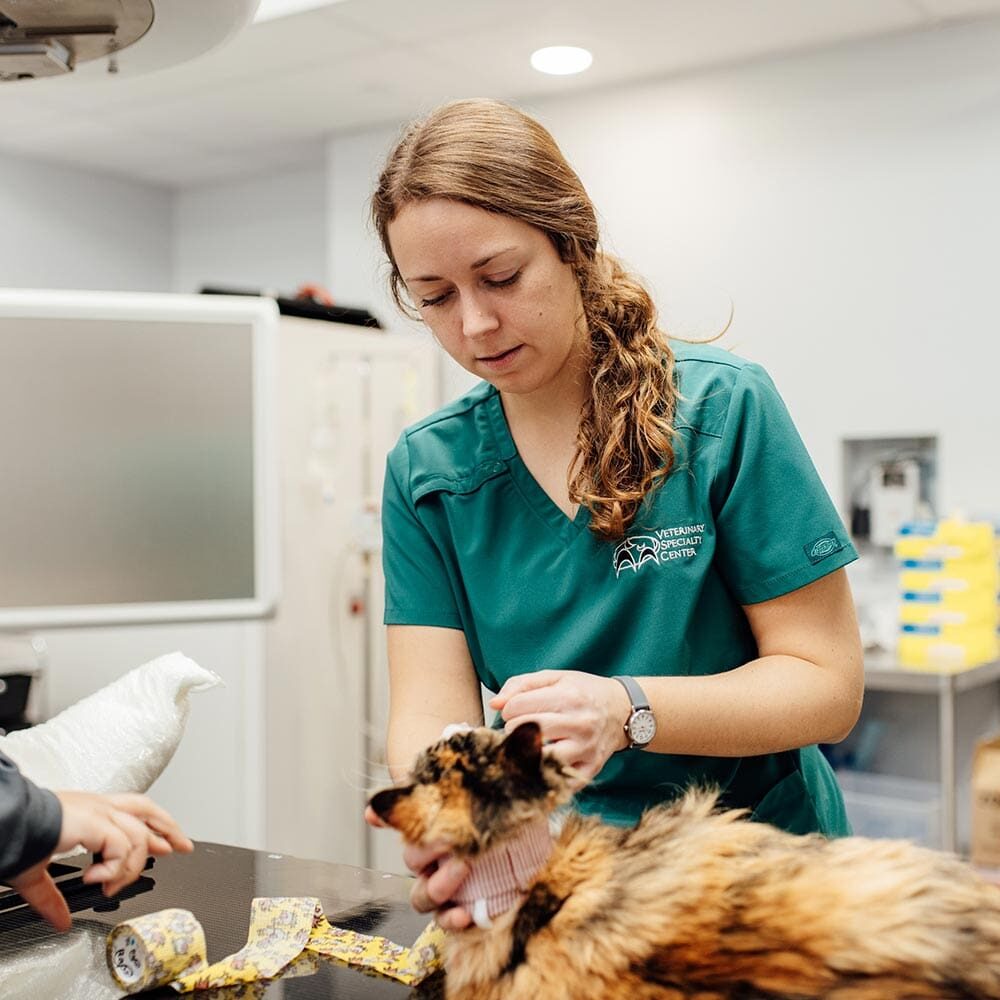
<box><xmin>324</xmin><ymin>19</ymin><xmax>1000</xmax><ymax>519</ymax></box>
<box><xmin>34</xmin><ymin>623</ymin><xmax>265</xmax><ymax>849</ymax></box>
<box><xmin>0</xmin><ymin>151</ymin><xmax>171</xmax><ymax>291</ymax></box>
<box><xmin>172</xmin><ymin>161</ymin><xmax>328</xmax><ymax>296</ymax></box>
<box><xmin>326</xmin><ymin>124</ymin><xmax>483</xmax><ymax>399</ymax></box>
<box><xmin>0</xmin><ymin>147</ymin><xmax>329</xmax><ymax>299</ymax></box>
<box><xmin>522</xmin><ymin>18</ymin><xmax>1000</xmax><ymax>519</ymax></box>
<box><xmin>327</xmin><ymin>124</ymin><xmax>401</xmax><ymax>325</ymax></box>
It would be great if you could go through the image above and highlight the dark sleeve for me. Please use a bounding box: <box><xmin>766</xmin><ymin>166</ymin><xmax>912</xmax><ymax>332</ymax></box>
<box><xmin>0</xmin><ymin>751</ymin><xmax>62</xmax><ymax>881</ymax></box>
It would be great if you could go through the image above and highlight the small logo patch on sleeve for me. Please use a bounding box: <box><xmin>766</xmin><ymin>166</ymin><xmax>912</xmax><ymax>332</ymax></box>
<box><xmin>804</xmin><ymin>532</ymin><xmax>844</xmax><ymax>564</ymax></box>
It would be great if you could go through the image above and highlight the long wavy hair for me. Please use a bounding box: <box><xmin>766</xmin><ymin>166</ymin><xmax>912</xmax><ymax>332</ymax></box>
<box><xmin>371</xmin><ymin>98</ymin><xmax>678</xmax><ymax>540</ymax></box>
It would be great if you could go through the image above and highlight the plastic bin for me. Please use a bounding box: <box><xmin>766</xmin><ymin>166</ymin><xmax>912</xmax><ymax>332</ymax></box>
<box><xmin>836</xmin><ymin>770</ymin><xmax>942</xmax><ymax>848</ymax></box>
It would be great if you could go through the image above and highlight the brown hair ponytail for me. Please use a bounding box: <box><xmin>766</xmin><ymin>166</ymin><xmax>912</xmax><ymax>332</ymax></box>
<box><xmin>372</xmin><ymin>99</ymin><xmax>679</xmax><ymax>540</ymax></box>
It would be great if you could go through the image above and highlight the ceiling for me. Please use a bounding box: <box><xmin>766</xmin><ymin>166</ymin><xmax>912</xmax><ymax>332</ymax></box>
<box><xmin>1</xmin><ymin>0</ymin><xmax>999</xmax><ymax>188</ymax></box>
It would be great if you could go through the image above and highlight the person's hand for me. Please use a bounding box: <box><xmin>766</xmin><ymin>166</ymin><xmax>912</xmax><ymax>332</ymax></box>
<box><xmin>364</xmin><ymin>804</ymin><xmax>472</xmax><ymax>931</ymax></box>
<box><xmin>8</xmin><ymin>790</ymin><xmax>194</xmax><ymax>932</ymax></box>
<box><xmin>490</xmin><ymin>670</ymin><xmax>631</xmax><ymax>783</ymax></box>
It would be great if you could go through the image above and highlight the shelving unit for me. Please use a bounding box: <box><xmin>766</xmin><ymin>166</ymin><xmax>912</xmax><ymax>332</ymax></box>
<box><xmin>862</xmin><ymin>652</ymin><xmax>1000</xmax><ymax>853</ymax></box>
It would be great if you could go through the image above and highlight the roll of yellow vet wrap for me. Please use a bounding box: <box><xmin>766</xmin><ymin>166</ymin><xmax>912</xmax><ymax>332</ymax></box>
<box><xmin>107</xmin><ymin>898</ymin><xmax>444</xmax><ymax>992</ymax></box>
<box><xmin>107</xmin><ymin>908</ymin><xmax>207</xmax><ymax>993</ymax></box>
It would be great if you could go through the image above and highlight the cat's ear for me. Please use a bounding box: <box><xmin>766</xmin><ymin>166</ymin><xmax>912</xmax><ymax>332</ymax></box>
<box><xmin>500</xmin><ymin>721</ymin><xmax>543</xmax><ymax>775</ymax></box>
<box><xmin>368</xmin><ymin>784</ymin><xmax>414</xmax><ymax>827</ymax></box>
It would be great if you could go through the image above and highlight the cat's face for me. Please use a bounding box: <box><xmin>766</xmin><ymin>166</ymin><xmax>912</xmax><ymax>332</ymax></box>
<box><xmin>368</xmin><ymin>722</ymin><xmax>572</xmax><ymax>855</ymax></box>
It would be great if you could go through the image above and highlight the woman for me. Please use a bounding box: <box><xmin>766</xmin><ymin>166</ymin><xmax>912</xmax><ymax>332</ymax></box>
<box><xmin>368</xmin><ymin>98</ymin><xmax>863</xmax><ymax>929</ymax></box>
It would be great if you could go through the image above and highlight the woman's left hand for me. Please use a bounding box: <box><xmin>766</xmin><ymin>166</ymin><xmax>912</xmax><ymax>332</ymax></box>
<box><xmin>489</xmin><ymin>670</ymin><xmax>631</xmax><ymax>783</ymax></box>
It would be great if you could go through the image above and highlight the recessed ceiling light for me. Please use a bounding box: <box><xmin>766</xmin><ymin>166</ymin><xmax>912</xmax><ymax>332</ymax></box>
<box><xmin>530</xmin><ymin>46</ymin><xmax>593</xmax><ymax>76</ymax></box>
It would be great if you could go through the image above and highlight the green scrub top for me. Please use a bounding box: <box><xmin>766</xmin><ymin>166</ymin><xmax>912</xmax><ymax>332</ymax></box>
<box><xmin>381</xmin><ymin>342</ymin><xmax>857</xmax><ymax>836</ymax></box>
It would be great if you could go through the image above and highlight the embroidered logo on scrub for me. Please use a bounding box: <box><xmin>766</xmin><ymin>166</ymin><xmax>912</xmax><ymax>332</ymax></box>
<box><xmin>613</xmin><ymin>524</ymin><xmax>705</xmax><ymax>578</ymax></box>
<box><xmin>804</xmin><ymin>532</ymin><xmax>844</xmax><ymax>564</ymax></box>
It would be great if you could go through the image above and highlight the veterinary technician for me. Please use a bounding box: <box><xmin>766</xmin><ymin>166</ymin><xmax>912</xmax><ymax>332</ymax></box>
<box><xmin>368</xmin><ymin>98</ymin><xmax>864</xmax><ymax>926</ymax></box>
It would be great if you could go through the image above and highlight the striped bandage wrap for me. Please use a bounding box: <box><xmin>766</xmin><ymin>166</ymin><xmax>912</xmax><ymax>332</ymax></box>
<box><xmin>452</xmin><ymin>817</ymin><xmax>554</xmax><ymax>927</ymax></box>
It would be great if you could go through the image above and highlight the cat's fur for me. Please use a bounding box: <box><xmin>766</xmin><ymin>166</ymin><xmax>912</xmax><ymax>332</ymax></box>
<box><xmin>369</xmin><ymin>722</ymin><xmax>1000</xmax><ymax>1000</ymax></box>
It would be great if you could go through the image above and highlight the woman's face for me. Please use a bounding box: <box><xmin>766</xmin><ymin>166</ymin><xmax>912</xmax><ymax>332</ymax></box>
<box><xmin>387</xmin><ymin>198</ymin><xmax>587</xmax><ymax>398</ymax></box>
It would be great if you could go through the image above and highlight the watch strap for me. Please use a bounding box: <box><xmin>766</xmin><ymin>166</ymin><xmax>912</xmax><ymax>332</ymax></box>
<box><xmin>613</xmin><ymin>675</ymin><xmax>650</xmax><ymax>712</ymax></box>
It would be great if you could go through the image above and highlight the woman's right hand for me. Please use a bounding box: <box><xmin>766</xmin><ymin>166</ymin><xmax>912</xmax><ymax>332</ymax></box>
<box><xmin>364</xmin><ymin>805</ymin><xmax>472</xmax><ymax>931</ymax></box>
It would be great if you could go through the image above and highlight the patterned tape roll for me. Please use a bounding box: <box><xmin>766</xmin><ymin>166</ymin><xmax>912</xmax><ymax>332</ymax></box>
<box><xmin>106</xmin><ymin>898</ymin><xmax>444</xmax><ymax>993</ymax></box>
<box><xmin>106</xmin><ymin>907</ymin><xmax>207</xmax><ymax>994</ymax></box>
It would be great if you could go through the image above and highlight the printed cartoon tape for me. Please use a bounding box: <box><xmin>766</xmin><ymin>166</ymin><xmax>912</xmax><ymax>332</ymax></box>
<box><xmin>309</xmin><ymin>914</ymin><xmax>444</xmax><ymax>984</ymax></box>
<box><xmin>107</xmin><ymin>908</ymin><xmax>207</xmax><ymax>994</ymax></box>
<box><xmin>107</xmin><ymin>897</ymin><xmax>444</xmax><ymax>993</ymax></box>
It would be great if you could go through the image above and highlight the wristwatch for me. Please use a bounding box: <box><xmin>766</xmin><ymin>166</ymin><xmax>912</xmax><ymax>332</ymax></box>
<box><xmin>612</xmin><ymin>676</ymin><xmax>656</xmax><ymax>750</ymax></box>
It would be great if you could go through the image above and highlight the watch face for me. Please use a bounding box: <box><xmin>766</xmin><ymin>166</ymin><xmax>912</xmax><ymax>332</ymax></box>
<box><xmin>628</xmin><ymin>708</ymin><xmax>656</xmax><ymax>746</ymax></box>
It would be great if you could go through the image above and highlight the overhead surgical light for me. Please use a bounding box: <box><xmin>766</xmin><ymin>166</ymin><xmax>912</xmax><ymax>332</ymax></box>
<box><xmin>0</xmin><ymin>0</ymin><xmax>259</xmax><ymax>82</ymax></box>
<box><xmin>530</xmin><ymin>45</ymin><xmax>593</xmax><ymax>76</ymax></box>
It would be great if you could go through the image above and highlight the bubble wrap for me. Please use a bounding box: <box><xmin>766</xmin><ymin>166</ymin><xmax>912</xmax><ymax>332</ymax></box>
<box><xmin>0</xmin><ymin>652</ymin><xmax>219</xmax><ymax>793</ymax></box>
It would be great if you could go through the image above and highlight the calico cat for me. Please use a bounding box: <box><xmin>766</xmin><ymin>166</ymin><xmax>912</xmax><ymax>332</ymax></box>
<box><xmin>369</xmin><ymin>722</ymin><xmax>1000</xmax><ymax>1000</ymax></box>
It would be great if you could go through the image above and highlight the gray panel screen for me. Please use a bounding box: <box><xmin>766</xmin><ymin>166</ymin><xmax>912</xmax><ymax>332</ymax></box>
<box><xmin>0</xmin><ymin>317</ymin><xmax>255</xmax><ymax>608</ymax></box>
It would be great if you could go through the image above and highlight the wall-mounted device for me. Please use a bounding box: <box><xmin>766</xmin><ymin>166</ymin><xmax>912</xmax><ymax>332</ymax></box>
<box><xmin>842</xmin><ymin>436</ymin><xmax>938</xmax><ymax>549</ymax></box>
<box><xmin>868</xmin><ymin>459</ymin><xmax>921</xmax><ymax>547</ymax></box>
